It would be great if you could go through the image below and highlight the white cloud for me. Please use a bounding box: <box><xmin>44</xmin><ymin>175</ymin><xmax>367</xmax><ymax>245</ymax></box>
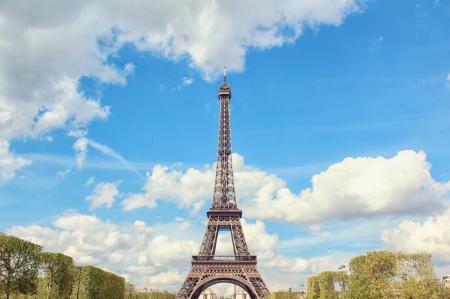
<box><xmin>69</xmin><ymin>130</ymin><xmax>141</xmax><ymax>176</ymax></box>
<box><xmin>85</xmin><ymin>176</ymin><xmax>96</xmax><ymax>187</ymax></box>
<box><xmin>381</xmin><ymin>206</ymin><xmax>450</xmax><ymax>266</ymax></box>
<box><xmin>369</xmin><ymin>35</ymin><xmax>384</xmax><ymax>51</ymax></box>
<box><xmin>242</xmin><ymin>219</ymin><xmax>278</xmax><ymax>260</ymax></box>
<box><xmin>6</xmin><ymin>212</ymin><xmax>197</xmax><ymax>289</ymax></box>
<box><xmin>99</xmin><ymin>0</ymin><xmax>359</xmax><ymax>80</ymax></box>
<box><xmin>0</xmin><ymin>0</ymin><xmax>360</xmax><ymax>178</ymax></box>
<box><xmin>56</xmin><ymin>168</ymin><xmax>72</xmax><ymax>179</ymax></box>
<box><xmin>174</xmin><ymin>217</ymin><xmax>192</xmax><ymax>231</ymax></box>
<box><xmin>176</xmin><ymin>77</ymin><xmax>194</xmax><ymax>90</ymax></box>
<box><xmin>182</xmin><ymin>77</ymin><xmax>194</xmax><ymax>86</ymax></box>
<box><xmin>7</xmin><ymin>211</ymin><xmax>354</xmax><ymax>291</ymax></box>
<box><xmin>122</xmin><ymin>151</ymin><xmax>449</xmax><ymax>224</ymax></box>
<box><xmin>244</xmin><ymin>150</ymin><xmax>449</xmax><ymax>223</ymax></box>
<box><xmin>0</xmin><ymin>2</ymin><xmax>124</xmax><ymax>178</ymax></box>
<box><xmin>241</xmin><ymin>219</ymin><xmax>353</xmax><ymax>290</ymax></box>
<box><xmin>148</xmin><ymin>271</ymin><xmax>185</xmax><ymax>288</ymax></box>
<box><xmin>86</xmin><ymin>181</ymin><xmax>121</xmax><ymax>209</ymax></box>
<box><xmin>0</xmin><ymin>139</ymin><xmax>31</xmax><ymax>180</ymax></box>
<box><xmin>121</xmin><ymin>164</ymin><xmax>214</xmax><ymax>211</ymax></box>
<box><xmin>145</xmin><ymin>235</ymin><xmax>198</xmax><ymax>266</ymax></box>
<box><xmin>0</xmin><ymin>0</ymin><xmax>122</xmax><ymax>128</ymax></box>
<box><xmin>243</xmin><ymin>220</ymin><xmax>308</xmax><ymax>274</ymax></box>
<box><xmin>73</xmin><ymin>137</ymin><xmax>89</xmax><ymax>169</ymax></box>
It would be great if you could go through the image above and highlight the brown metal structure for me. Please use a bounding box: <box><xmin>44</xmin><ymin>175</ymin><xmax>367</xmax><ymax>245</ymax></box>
<box><xmin>177</xmin><ymin>72</ymin><xmax>269</xmax><ymax>299</ymax></box>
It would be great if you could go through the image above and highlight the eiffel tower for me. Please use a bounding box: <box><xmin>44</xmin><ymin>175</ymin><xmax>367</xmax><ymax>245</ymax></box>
<box><xmin>177</xmin><ymin>70</ymin><xmax>269</xmax><ymax>299</ymax></box>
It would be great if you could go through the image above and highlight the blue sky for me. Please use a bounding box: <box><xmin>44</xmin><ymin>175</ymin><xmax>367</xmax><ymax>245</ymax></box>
<box><xmin>1</xmin><ymin>0</ymin><xmax>450</xmax><ymax>292</ymax></box>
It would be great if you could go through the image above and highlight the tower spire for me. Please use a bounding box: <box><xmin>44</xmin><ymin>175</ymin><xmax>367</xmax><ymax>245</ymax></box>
<box><xmin>213</xmin><ymin>67</ymin><xmax>235</xmax><ymax>210</ymax></box>
<box><xmin>223</xmin><ymin>66</ymin><xmax>227</xmax><ymax>84</ymax></box>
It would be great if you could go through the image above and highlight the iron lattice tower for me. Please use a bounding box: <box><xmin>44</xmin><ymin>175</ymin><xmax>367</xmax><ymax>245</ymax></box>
<box><xmin>177</xmin><ymin>71</ymin><xmax>270</xmax><ymax>299</ymax></box>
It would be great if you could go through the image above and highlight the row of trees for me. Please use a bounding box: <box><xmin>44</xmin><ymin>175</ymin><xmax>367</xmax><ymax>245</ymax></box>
<box><xmin>307</xmin><ymin>251</ymin><xmax>450</xmax><ymax>299</ymax></box>
<box><xmin>0</xmin><ymin>233</ymin><xmax>125</xmax><ymax>299</ymax></box>
<box><xmin>265</xmin><ymin>290</ymin><xmax>305</xmax><ymax>299</ymax></box>
<box><xmin>124</xmin><ymin>284</ymin><xmax>176</xmax><ymax>299</ymax></box>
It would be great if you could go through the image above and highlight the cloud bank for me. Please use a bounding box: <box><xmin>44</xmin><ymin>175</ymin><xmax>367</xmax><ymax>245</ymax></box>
<box><xmin>0</xmin><ymin>140</ymin><xmax>32</xmax><ymax>180</ymax></box>
<box><xmin>382</xmin><ymin>205</ymin><xmax>450</xmax><ymax>266</ymax></box>
<box><xmin>7</xmin><ymin>212</ymin><xmax>191</xmax><ymax>289</ymax></box>
<box><xmin>86</xmin><ymin>181</ymin><xmax>121</xmax><ymax>209</ymax></box>
<box><xmin>0</xmin><ymin>0</ymin><xmax>360</xmax><ymax>179</ymax></box>
<box><xmin>8</xmin><ymin>212</ymin><xmax>343</xmax><ymax>290</ymax></box>
<box><xmin>122</xmin><ymin>151</ymin><xmax>449</xmax><ymax>224</ymax></box>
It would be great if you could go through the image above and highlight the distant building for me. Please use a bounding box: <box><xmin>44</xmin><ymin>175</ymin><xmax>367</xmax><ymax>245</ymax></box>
<box><xmin>443</xmin><ymin>275</ymin><xmax>450</xmax><ymax>288</ymax></box>
<box><xmin>235</xmin><ymin>290</ymin><xmax>248</xmax><ymax>299</ymax></box>
<box><xmin>201</xmin><ymin>288</ymin><xmax>218</xmax><ymax>299</ymax></box>
<box><xmin>138</xmin><ymin>288</ymin><xmax>169</xmax><ymax>292</ymax></box>
<box><xmin>265</xmin><ymin>290</ymin><xmax>306</xmax><ymax>299</ymax></box>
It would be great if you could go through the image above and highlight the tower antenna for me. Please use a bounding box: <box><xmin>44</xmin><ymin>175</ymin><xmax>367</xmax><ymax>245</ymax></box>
<box><xmin>223</xmin><ymin>66</ymin><xmax>227</xmax><ymax>83</ymax></box>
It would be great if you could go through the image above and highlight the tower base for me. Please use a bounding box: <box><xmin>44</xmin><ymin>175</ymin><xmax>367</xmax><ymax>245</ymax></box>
<box><xmin>177</xmin><ymin>258</ymin><xmax>269</xmax><ymax>299</ymax></box>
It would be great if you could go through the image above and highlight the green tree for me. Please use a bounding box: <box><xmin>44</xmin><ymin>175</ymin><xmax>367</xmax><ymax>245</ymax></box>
<box><xmin>81</xmin><ymin>265</ymin><xmax>125</xmax><ymax>299</ymax></box>
<box><xmin>347</xmin><ymin>255</ymin><xmax>368</xmax><ymax>299</ymax></box>
<box><xmin>40</xmin><ymin>252</ymin><xmax>75</xmax><ymax>299</ymax></box>
<box><xmin>335</xmin><ymin>271</ymin><xmax>349</xmax><ymax>297</ymax></box>
<box><xmin>72</xmin><ymin>266</ymin><xmax>83</xmax><ymax>299</ymax></box>
<box><xmin>397</xmin><ymin>253</ymin><xmax>434</xmax><ymax>281</ymax></box>
<box><xmin>307</xmin><ymin>276</ymin><xmax>320</xmax><ymax>299</ymax></box>
<box><xmin>344</xmin><ymin>251</ymin><xmax>450</xmax><ymax>299</ymax></box>
<box><xmin>264</xmin><ymin>290</ymin><xmax>304</xmax><ymax>299</ymax></box>
<box><xmin>347</xmin><ymin>251</ymin><xmax>397</xmax><ymax>299</ymax></box>
<box><xmin>305</xmin><ymin>271</ymin><xmax>348</xmax><ymax>299</ymax></box>
<box><xmin>125</xmin><ymin>282</ymin><xmax>135</xmax><ymax>299</ymax></box>
<box><xmin>397</xmin><ymin>278</ymin><xmax>448</xmax><ymax>299</ymax></box>
<box><xmin>0</xmin><ymin>234</ymin><xmax>42</xmax><ymax>299</ymax></box>
<box><xmin>317</xmin><ymin>271</ymin><xmax>338</xmax><ymax>299</ymax></box>
<box><xmin>395</xmin><ymin>253</ymin><xmax>449</xmax><ymax>299</ymax></box>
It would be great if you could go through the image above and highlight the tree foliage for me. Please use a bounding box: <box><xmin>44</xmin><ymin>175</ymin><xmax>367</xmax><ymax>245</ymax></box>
<box><xmin>308</xmin><ymin>251</ymin><xmax>450</xmax><ymax>299</ymax></box>
<box><xmin>0</xmin><ymin>234</ymin><xmax>130</xmax><ymax>299</ymax></box>
<box><xmin>77</xmin><ymin>265</ymin><xmax>125</xmax><ymax>299</ymax></box>
<box><xmin>334</xmin><ymin>271</ymin><xmax>349</xmax><ymax>295</ymax></box>
<box><xmin>395</xmin><ymin>253</ymin><xmax>448</xmax><ymax>299</ymax></box>
<box><xmin>397</xmin><ymin>278</ymin><xmax>449</xmax><ymax>299</ymax></box>
<box><xmin>317</xmin><ymin>271</ymin><xmax>338</xmax><ymax>299</ymax></box>
<box><xmin>307</xmin><ymin>271</ymin><xmax>348</xmax><ymax>299</ymax></box>
<box><xmin>397</xmin><ymin>253</ymin><xmax>433</xmax><ymax>280</ymax></box>
<box><xmin>40</xmin><ymin>252</ymin><xmax>75</xmax><ymax>298</ymax></box>
<box><xmin>0</xmin><ymin>234</ymin><xmax>42</xmax><ymax>298</ymax></box>
<box><xmin>348</xmin><ymin>251</ymin><xmax>397</xmax><ymax>299</ymax></box>
<box><xmin>265</xmin><ymin>290</ymin><xmax>304</xmax><ymax>299</ymax></box>
<box><xmin>307</xmin><ymin>276</ymin><xmax>320</xmax><ymax>299</ymax></box>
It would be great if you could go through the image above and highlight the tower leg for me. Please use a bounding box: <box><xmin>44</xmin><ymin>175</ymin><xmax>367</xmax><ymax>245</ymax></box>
<box><xmin>199</xmin><ymin>223</ymin><xmax>219</xmax><ymax>256</ymax></box>
<box><xmin>231</xmin><ymin>224</ymin><xmax>250</xmax><ymax>256</ymax></box>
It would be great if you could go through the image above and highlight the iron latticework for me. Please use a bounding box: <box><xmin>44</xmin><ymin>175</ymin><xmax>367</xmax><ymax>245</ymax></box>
<box><xmin>177</xmin><ymin>72</ymin><xmax>269</xmax><ymax>299</ymax></box>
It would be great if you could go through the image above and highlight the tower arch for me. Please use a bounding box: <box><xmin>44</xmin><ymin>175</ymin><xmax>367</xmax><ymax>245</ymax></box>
<box><xmin>191</xmin><ymin>277</ymin><xmax>257</xmax><ymax>299</ymax></box>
